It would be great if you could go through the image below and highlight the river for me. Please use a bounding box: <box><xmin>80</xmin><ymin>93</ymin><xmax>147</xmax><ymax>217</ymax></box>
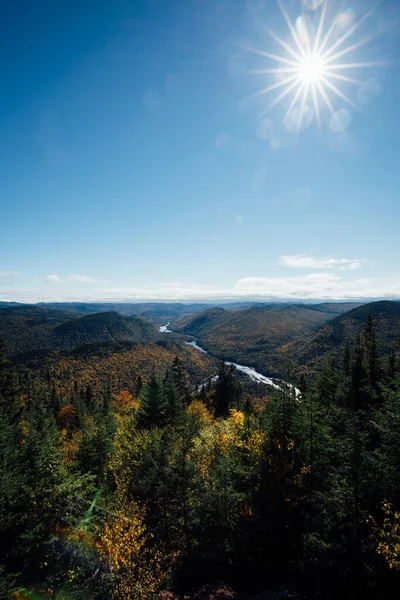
<box><xmin>161</xmin><ymin>327</ymin><xmax>297</xmax><ymax>394</ymax></box>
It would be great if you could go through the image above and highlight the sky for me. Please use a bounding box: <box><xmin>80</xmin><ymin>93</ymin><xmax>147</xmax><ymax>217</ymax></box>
<box><xmin>1</xmin><ymin>0</ymin><xmax>400</xmax><ymax>303</ymax></box>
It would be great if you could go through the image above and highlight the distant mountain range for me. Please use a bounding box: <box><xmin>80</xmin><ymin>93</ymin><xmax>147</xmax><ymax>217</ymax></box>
<box><xmin>34</xmin><ymin>301</ymin><xmax>262</xmax><ymax>322</ymax></box>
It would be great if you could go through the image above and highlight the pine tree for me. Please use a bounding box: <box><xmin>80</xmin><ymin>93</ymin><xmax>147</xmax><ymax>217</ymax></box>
<box><xmin>138</xmin><ymin>372</ymin><xmax>166</xmax><ymax>428</ymax></box>
<box><xmin>214</xmin><ymin>363</ymin><xmax>241</xmax><ymax>418</ymax></box>
<box><xmin>163</xmin><ymin>373</ymin><xmax>185</xmax><ymax>428</ymax></box>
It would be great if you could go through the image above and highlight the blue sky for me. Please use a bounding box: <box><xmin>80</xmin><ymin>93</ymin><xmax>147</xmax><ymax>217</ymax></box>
<box><xmin>1</xmin><ymin>0</ymin><xmax>400</xmax><ymax>302</ymax></box>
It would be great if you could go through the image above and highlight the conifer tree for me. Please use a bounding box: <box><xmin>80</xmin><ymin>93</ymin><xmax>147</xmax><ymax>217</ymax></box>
<box><xmin>163</xmin><ymin>373</ymin><xmax>185</xmax><ymax>428</ymax></box>
<box><xmin>138</xmin><ymin>372</ymin><xmax>166</xmax><ymax>428</ymax></box>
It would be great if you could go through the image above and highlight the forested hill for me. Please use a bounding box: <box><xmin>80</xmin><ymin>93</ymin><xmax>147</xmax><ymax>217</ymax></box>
<box><xmin>35</xmin><ymin>301</ymin><xmax>258</xmax><ymax>322</ymax></box>
<box><xmin>172</xmin><ymin>302</ymin><xmax>362</xmax><ymax>375</ymax></box>
<box><xmin>0</xmin><ymin>306</ymin><xmax>157</xmax><ymax>355</ymax></box>
<box><xmin>285</xmin><ymin>300</ymin><xmax>400</xmax><ymax>375</ymax></box>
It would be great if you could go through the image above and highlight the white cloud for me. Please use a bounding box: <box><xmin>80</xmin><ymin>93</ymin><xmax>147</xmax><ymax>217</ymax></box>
<box><xmin>3</xmin><ymin>266</ymin><xmax>400</xmax><ymax>303</ymax></box>
<box><xmin>233</xmin><ymin>273</ymin><xmax>400</xmax><ymax>300</ymax></box>
<box><xmin>280</xmin><ymin>254</ymin><xmax>365</xmax><ymax>271</ymax></box>
<box><xmin>45</xmin><ymin>274</ymin><xmax>97</xmax><ymax>284</ymax></box>
<box><xmin>79</xmin><ymin>274</ymin><xmax>400</xmax><ymax>302</ymax></box>
<box><xmin>68</xmin><ymin>274</ymin><xmax>96</xmax><ymax>284</ymax></box>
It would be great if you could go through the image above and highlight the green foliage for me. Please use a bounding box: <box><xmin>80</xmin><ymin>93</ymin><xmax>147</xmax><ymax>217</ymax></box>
<box><xmin>0</xmin><ymin>310</ymin><xmax>400</xmax><ymax>599</ymax></box>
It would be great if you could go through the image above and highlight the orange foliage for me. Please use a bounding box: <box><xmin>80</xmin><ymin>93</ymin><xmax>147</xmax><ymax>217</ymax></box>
<box><xmin>113</xmin><ymin>390</ymin><xmax>140</xmax><ymax>414</ymax></box>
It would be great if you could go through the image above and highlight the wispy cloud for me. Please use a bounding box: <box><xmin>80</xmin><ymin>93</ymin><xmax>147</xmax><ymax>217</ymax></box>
<box><xmin>0</xmin><ymin>271</ymin><xmax>19</xmax><ymax>285</ymax></box>
<box><xmin>68</xmin><ymin>274</ymin><xmax>97</xmax><ymax>284</ymax></box>
<box><xmin>280</xmin><ymin>254</ymin><xmax>366</xmax><ymax>271</ymax></box>
<box><xmin>89</xmin><ymin>274</ymin><xmax>400</xmax><ymax>301</ymax></box>
<box><xmin>45</xmin><ymin>274</ymin><xmax>97</xmax><ymax>284</ymax></box>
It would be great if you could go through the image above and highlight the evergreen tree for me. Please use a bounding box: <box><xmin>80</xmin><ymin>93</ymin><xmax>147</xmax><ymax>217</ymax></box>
<box><xmin>214</xmin><ymin>363</ymin><xmax>241</xmax><ymax>417</ymax></box>
<box><xmin>138</xmin><ymin>372</ymin><xmax>166</xmax><ymax>428</ymax></box>
<box><xmin>163</xmin><ymin>372</ymin><xmax>185</xmax><ymax>428</ymax></box>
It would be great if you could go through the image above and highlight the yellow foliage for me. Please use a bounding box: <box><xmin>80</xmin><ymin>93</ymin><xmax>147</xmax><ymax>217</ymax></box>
<box><xmin>96</xmin><ymin>502</ymin><xmax>170</xmax><ymax>599</ymax></box>
<box><xmin>241</xmin><ymin>429</ymin><xmax>265</xmax><ymax>461</ymax></box>
<box><xmin>227</xmin><ymin>408</ymin><xmax>245</xmax><ymax>430</ymax></box>
<box><xmin>187</xmin><ymin>400</ymin><xmax>213</xmax><ymax>428</ymax></box>
<box><xmin>369</xmin><ymin>502</ymin><xmax>400</xmax><ymax>570</ymax></box>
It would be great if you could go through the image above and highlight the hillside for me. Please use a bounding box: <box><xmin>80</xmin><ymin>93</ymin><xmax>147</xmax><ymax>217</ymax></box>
<box><xmin>285</xmin><ymin>300</ymin><xmax>400</xmax><ymax>375</ymax></box>
<box><xmin>14</xmin><ymin>339</ymin><xmax>219</xmax><ymax>398</ymax></box>
<box><xmin>172</xmin><ymin>302</ymin><xmax>362</xmax><ymax>375</ymax></box>
<box><xmin>0</xmin><ymin>306</ymin><xmax>157</xmax><ymax>355</ymax></box>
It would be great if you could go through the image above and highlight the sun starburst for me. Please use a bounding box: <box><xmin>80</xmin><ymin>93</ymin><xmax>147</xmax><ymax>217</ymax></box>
<box><xmin>248</xmin><ymin>0</ymin><xmax>388</xmax><ymax>133</ymax></box>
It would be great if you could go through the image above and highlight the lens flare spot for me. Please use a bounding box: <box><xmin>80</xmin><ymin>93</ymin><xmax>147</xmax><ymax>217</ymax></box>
<box><xmin>284</xmin><ymin>105</ymin><xmax>313</xmax><ymax>132</ymax></box>
<box><xmin>303</xmin><ymin>0</ymin><xmax>324</xmax><ymax>11</ymax></box>
<box><xmin>296</xmin><ymin>16</ymin><xmax>309</xmax><ymax>47</ymax></box>
<box><xmin>358</xmin><ymin>78</ymin><xmax>381</xmax><ymax>105</ymax></box>
<box><xmin>256</xmin><ymin>117</ymin><xmax>274</xmax><ymax>139</ymax></box>
<box><xmin>329</xmin><ymin>109</ymin><xmax>352</xmax><ymax>133</ymax></box>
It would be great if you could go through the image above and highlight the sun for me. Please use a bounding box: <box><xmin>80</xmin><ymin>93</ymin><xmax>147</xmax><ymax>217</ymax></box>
<box><xmin>247</xmin><ymin>0</ymin><xmax>384</xmax><ymax>132</ymax></box>
<box><xmin>298</xmin><ymin>53</ymin><xmax>326</xmax><ymax>84</ymax></box>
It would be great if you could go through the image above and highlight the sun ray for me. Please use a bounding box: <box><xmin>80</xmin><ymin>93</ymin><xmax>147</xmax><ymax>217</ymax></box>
<box><xmin>324</xmin><ymin>71</ymin><xmax>363</xmax><ymax>85</ymax></box>
<box><xmin>313</xmin><ymin>0</ymin><xmax>329</xmax><ymax>54</ymax></box>
<box><xmin>311</xmin><ymin>82</ymin><xmax>322</xmax><ymax>130</ymax></box>
<box><xmin>297</xmin><ymin>81</ymin><xmax>311</xmax><ymax>132</ymax></box>
<box><xmin>264</xmin><ymin>78</ymin><xmax>303</xmax><ymax>113</ymax></box>
<box><xmin>320</xmin><ymin>76</ymin><xmax>361</xmax><ymax>111</ymax></box>
<box><xmin>315</xmin><ymin>79</ymin><xmax>336</xmax><ymax>115</ymax></box>
<box><xmin>323</xmin><ymin>34</ymin><xmax>378</xmax><ymax>64</ymax></box>
<box><xmin>317</xmin><ymin>0</ymin><xmax>349</xmax><ymax>57</ymax></box>
<box><xmin>251</xmin><ymin>73</ymin><xmax>301</xmax><ymax>99</ymax></box>
<box><xmin>247</xmin><ymin>67</ymin><xmax>299</xmax><ymax>75</ymax></box>
<box><xmin>264</xmin><ymin>25</ymin><xmax>306</xmax><ymax>62</ymax></box>
<box><xmin>325</xmin><ymin>60</ymin><xmax>387</xmax><ymax>70</ymax></box>
<box><xmin>278</xmin><ymin>0</ymin><xmax>307</xmax><ymax>58</ymax></box>
<box><xmin>245</xmin><ymin>46</ymin><xmax>299</xmax><ymax>67</ymax></box>
<box><xmin>283</xmin><ymin>80</ymin><xmax>306</xmax><ymax>127</ymax></box>
<box><xmin>321</xmin><ymin>4</ymin><xmax>378</xmax><ymax>61</ymax></box>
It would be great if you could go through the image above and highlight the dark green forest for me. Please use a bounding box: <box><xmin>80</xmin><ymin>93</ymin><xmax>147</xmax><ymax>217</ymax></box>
<box><xmin>1</xmin><ymin>310</ymin><xmax>400</xmax><ymax>599</ymax></box>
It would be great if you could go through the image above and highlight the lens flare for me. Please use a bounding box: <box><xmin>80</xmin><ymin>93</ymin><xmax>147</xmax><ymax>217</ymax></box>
<box><xmin>248</xmin><ymin>0</ymin><xmax>387</xmax><ymax>132</ymax></box>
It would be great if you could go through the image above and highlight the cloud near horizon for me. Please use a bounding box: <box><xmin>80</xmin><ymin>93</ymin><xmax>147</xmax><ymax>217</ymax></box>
<box><xmin>15</xmin><ymin>273</ymin><xmax>395</xmax><ymax>303</ymax></box>
<box><xmin>280</xmin><ymin>254</ymin><xmax>366</xmax><ymax>270</ymax></box>
<box><xmin>45</xmin><ymin>274</ymin><xmax>98</xmax><ymax>284</ymax></box>
<box><xmin>2</xmin><ymin>260</ymin><xmax>398</xmax><ymax>303</ymax></box>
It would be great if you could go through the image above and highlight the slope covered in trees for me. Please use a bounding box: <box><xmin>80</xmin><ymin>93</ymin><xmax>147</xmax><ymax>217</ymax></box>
<box><xmin>172</xmin><ymin>302</ymin><xmax>362</xmax><ymax>376</ymax></box>
<box><xmin>285</xmin><ymin>300</ymin><xmax>400</xmax><ymax>376</ymax></box>
<box><xmin>15</xmin><ymin>340</ymin><xmax>219</xmax><ymax>398</ymax></box>
<box><xmin>0</xmin><ymin>306</ymin><xmax>157</xmax><ymax>355</ymax></box>
<box><xmin>0</xmin><ymin>311</ymin><xmax>399</xmax><ymax>599</ymax></box>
